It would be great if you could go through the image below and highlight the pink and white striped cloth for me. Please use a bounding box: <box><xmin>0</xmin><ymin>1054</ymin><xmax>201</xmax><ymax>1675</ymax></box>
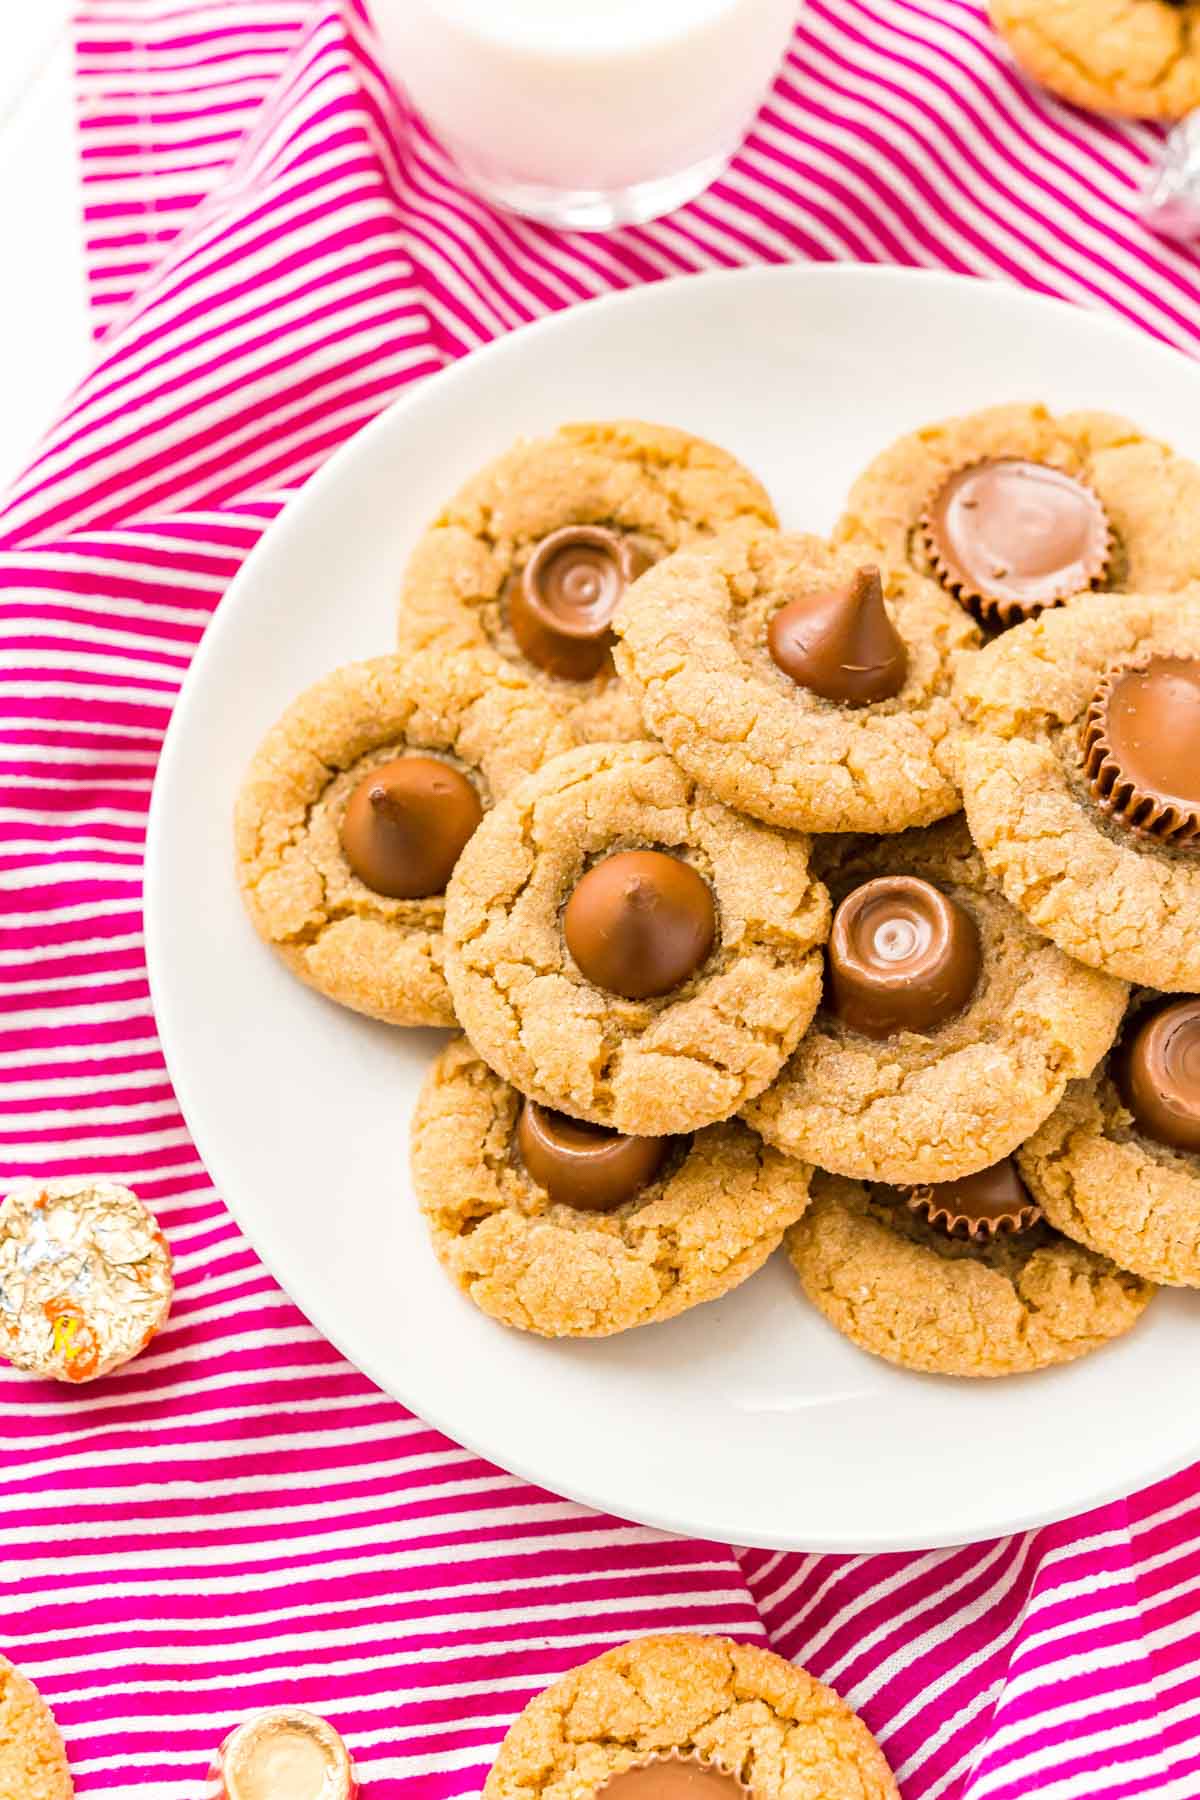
<box><xmin>2</xmin><ymin>1</ymin><xmax>1199</xmax><ymax>1794</ymax></box>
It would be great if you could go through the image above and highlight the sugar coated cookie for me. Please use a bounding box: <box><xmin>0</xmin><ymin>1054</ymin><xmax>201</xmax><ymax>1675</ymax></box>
<box><xmin>837</xmin><ymin>404</ymin><xmax>1200</xmax><ymax>630</ymax></box>
<box><xmin>412</xmin><ymin>1038</ymin><xmax>811</xmax><ymax>1337</ymax></box>
<box><xmin>612</xmin><ymin>529</ymin><xmax>978</xmax><ymax>834</ymax></box>
<box><xmin>743</xmin><ymin>819</ymin><xmax>1127</xmax><ymax>1184</ymax></box>
<box><xmin>483</xmin><ymin>1633</ymin><xmax>898</xmax><ymax>1800</ymax></box>
<box><xmin>0</xmin><ymin>1653</ymin><xmax>73</xmax><ymax>1800</ymax></box>
<box><xmin>990</xmin><ymin>0</ymin><xmax>1200</xmax><ymax>122</ymax></box>
<box><xmin>788</xmin><ymin>1167</ymin><xmax>1155</xmax><ymax>1376</ymax></box>
<box><xmin>235</xmin><ymin>646</ymin><xmax>575</xmax><ymax>1026</ymax></box>
<box><xmin>953</xmin><ymin>589</ymin><xmax>1200</xmax><ymax>990</ymax></box>
<box><xmin>398</xmin><ymin>420</ymin><xmax>777</xmax><ymax>742</ymax></box>
<box><xmin>1020</xmin><ymin>995</ymin><xmax>1200</xmax><ymax>1286</ymax></box>
<box><xmin>443</xmin><ymin>742</ymin><xmax>830</xmax><ymax>1136</ymax></box>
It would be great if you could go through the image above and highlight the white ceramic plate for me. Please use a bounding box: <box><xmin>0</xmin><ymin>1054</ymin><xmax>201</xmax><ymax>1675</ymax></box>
<box><xmin>146</xmin><ymin>266</ymin><xmax>1200</xmax><ymax>1552</ymax></box>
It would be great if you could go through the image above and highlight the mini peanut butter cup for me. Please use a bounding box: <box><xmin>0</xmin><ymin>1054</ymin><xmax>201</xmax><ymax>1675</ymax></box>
<box><xmin>767</xmin><ymin>564</ymin><xmax>908</xmax><ymax>707</ymax></box>
<box><xmin>900</xmin><ymin>1159</ymin><xmax>1043</xmax><ymax>1242</ymax></box>
<box><xmin>1111</xmin><ymin>996</ymin><xmax>1200</xmax><ymax>1155</ymax></box>
<box><xmin>510</xmin><ymin>524</ymin><xmax>654</xmax><ymax>681</ymax></box>
<box><xmin>920</xmin><ymin>458</ymin><xmax>1111</xmax><ymax>630</ymax></box>
<box><xmin>516</xmin><ymin>1099</ymin><xmax>672</xmax><ymax>1211</ymax></box>
<box><xmin>1081</xmin><ymin>656</ymin><xmax>1200</xmax><ymax>850</ymax></box>
<box><xmin>592</xmin><ymin>1749</ymin><xmax>751</xmax><ymax>1798</ymax></box>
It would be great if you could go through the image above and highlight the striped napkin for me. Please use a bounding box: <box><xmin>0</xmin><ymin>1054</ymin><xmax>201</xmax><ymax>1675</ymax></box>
<box><xmin>1</xmin><ymin>1</ymin><xmax>1198</xmax><ymax>1795</ymax></box>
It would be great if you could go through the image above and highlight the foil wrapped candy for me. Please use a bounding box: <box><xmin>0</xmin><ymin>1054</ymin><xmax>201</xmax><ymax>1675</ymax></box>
<box><xmin>1143</xmin><ymin>114</ymin><xmax>1200</xmax><ymax>240</ymax></box>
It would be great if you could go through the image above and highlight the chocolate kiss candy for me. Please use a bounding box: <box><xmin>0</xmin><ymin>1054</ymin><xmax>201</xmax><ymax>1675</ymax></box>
<box><xmin>340</xmin><ymin>755</ymin><xmax>482</xmax><ymax>899</ymax></box>
<box><xmin>1081</xmin><ymin>657</ymin><xmax>1200</xmax><ymax>849</ymax></box>
<box><xmin>1112</xmin><ymin>997</ymin><xmax>1200</xmax><ymax>1154</ymax></box>
<box><xmin>510</xmin><ymin>524</ymin><xmax>652</xmax><ymax>681</ymax></box>
<box><xmin>517</xmin><ymin>1100</ymin><xmax>670</xmax><ymax>1210</ymax></box>
<box><xmin>767</xmin><ymin>564</ymin><xmax>908</xmax><ymax>706</ymax></box>
<box><xmin>922</xmin><ymin>459</ymin><xmax>1110</xmax><ymax>628</ymax></box>
<box><xmin>826</xmin><ymin>876</ymin><xmax>981</xmax><ymax>1039</ymax></box>
<box><xmin>903</xmin><ymin>1159</ymin><xmax>1043</xmax><ymax>1241</ymax></box>
<box><xmin>563</xmin><ymin>849</ymin><xmax>717</xmax><ymax>1001</ymax></box>
<box><xmin>594</xmin><ymin>1751</ymin><xmax>751</xmax><ymax>1798</ymax></box>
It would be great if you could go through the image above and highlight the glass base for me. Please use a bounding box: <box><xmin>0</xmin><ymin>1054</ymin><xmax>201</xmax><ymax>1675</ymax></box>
<box><xmin>449</xmin><ymin>147</ymin><xmax>735</xmax><ymax>232</ymax></box>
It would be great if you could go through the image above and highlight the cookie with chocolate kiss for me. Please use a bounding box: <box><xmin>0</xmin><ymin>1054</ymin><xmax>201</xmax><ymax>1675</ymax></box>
<box><xmin>1020</xmin><ymin>995</ymin><xmax>1200</xmax><ymax>1287</ymax></box>
<box><xmin>398</xmin><ymin>419</ymin><xmax>776</xmax><ymax>744</ymax></box>
<box><xmin>483</xmin><ymin>1634</ymin><xmax>897</xmax><ymax>1800</ymax></box>
<box><xmin>235</xmin><ymin>645</ymin><xmax>575</xmax><ymax>1026</ymax></box>
<box><xmin>836</xmin><ymin>402</ymin><xmax>1200</xmax><ymax>630</ymax></box>
<box><xmin>743</xmin><ymin>818</ymin><xmax>1126</xmax><ymax>1186</ymax></box>
<box><xmin>612</xmin><ymin>528</ymin><xmax>978</xmax><ymax>835</ymax></box>
<box><xmin>443</xmin><ymin>741</ymin><xmax>830</xmax><ymax>1137</ymax></box>
<box><xmin>788</xmin><ymin>1169</ymin><xmax>1155</xmax><ymax>1377</ymax></box>
<box><xmin>954</xmin><ymin>589</ymin><xmax>1200</xmax><ymax>991</ymax></box>
<box><xmin>412</xmin><ymin>1039</ymin><xmax>812</xmax><ymax>1337</ymax></box>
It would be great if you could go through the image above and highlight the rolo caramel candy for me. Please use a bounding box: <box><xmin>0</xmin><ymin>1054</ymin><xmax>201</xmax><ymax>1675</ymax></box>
<box><xmin>768</xmin><ymin>563</ymin><xmax>908</xmax><ymax>706</ymax></box>
<box><xmin>209</xmin><ymin>1707</ymin><xmax>357</xmax><ymax>1800</ymax></box>
<box><xmin>1112</xmin><ymin>996</ymin><xmax>1200</xmax><ymax>1154</ymax></box>
<box><xmin>563</xmin><ymin>849</ymin><xmax>717</xmax><ymax>1000</ymax></box>
<box><xmin>922</xmin><ymin>458</ymin><xmax>1110</xmax><ymax>627</ymax></box>
<box><xmin>340</xmin><ymin>755</ymin><xmax>482</xmax><ymax>899</ymax></box>
<box><xmin>516</xmin><ymin>1100</ymin><xmax>670</xmax><ymax>1210</ymax></box>
<box><xmin>901</xmin><ymin>1159</ymin><xmax>1043</xmax><ymax>1241</ymax></box>
<box><xmin>510</xmin><ymin>524</ymin><xmax>653</xmax><ymax>680</ymax></box>
<box><xmin>825</xmin><ymin>876</ymin><xmax>980</xmax><ymax>1039</ymax></box>
<box><xmin>1082</xmin><ymin>656</ymin><xmax>1200</xmax><ymax>849</ymax></box>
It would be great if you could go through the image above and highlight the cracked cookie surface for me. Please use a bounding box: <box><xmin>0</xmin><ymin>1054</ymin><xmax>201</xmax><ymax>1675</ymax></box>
<box><xmin>612</xmin><ymin>529</ymin><xmax>978</xmax><ymax>834</ymax></box>
<box><xmin>0</xmin><ymin>1654</ymin><xmax>73</xmax><ymax>1800</ymax></box>
<box><xmin>1019</xmin><ymin>1060</ymin><xmax>1200</xmax><ymax>1287</ymax></box>
<box><xmin>989</xmin><ymin>0</ymin><xmax>1200</xmax><ymax>121</ymax></box>
<box><xmin>235</xmin><ymin>647</ymin><xmax>576</xmax><ymax>1026</ymax></box>
<box><xmin>483</xmin><ymin>1632</ymin><xmax>898</xmax><ymax>1800</ymax></box>
<box><xmin>743</xmin><ymin>820</ymin><xmax>1126</xmax><ymax>1184</ymax></box>
<box><xmin>837</xmin><ymin>404</ymin><xmax>1200</xmax><ymax>614</ymax></box>
<box><xmin>398</xmin><ymin>420</ymin><xmax>777</xmax><ymax>743</ymax></box>
<box><xmin>788</xmin><ymin>1172</ymin><xmax>1155</xmax><ymax>1377</ymax></box>
<box><xmin>952</xmin><ymin>590</ymin><xmax>1200</xmax><ymax>990</ymax></box>
<box><xmin>443</xmin><ymin>742</ymin><xmax>830</xmax><ymax>1136</ymax></box>
<box><xmin>411</xmin><ymin>1038</ymin><xmax>811</xmax><ymax>1337</ymax></box>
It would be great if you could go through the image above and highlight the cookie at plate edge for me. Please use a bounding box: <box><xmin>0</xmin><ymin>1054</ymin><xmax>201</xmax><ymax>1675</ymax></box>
<box><xmin>412</xmin><ymin>1037</ymin><xmax>811</xmax><ymax>1338</ymax></box>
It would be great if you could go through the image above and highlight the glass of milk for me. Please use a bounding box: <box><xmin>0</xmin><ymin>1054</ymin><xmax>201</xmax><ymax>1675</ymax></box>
<box><xmin>369</xmin><ymin>0</ymin><xmax>800</xmax><ymax>231</ymax></box>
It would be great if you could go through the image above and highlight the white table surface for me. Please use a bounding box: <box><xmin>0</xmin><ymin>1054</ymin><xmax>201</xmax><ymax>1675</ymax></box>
<box><xmin>0</xmin><ymin>5</ymin><xmax>94</xmax><ymax>493</ymax></box>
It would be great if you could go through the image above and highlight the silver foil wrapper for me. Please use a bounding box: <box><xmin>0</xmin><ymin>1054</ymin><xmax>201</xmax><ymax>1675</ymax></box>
<box><xmin>208</xmin><ymin>1708</ymin><xmax>358</xmax><ymax>1800</ymax></box>
<box><xmin>0</xmin><ymin>1178</ymin><xmax>173</xmax><ymax>1383</ymax></box>
<box><xmin>1142</xmin><ymin>113</ymin><xmax>1200</xmax><ymax>240</ymax></box>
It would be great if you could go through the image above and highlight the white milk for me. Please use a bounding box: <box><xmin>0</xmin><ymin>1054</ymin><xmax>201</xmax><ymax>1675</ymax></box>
<box><xmin>370</xmin><ymin>0</ymin><xmax>799</xmax><ymax>227</ymax></box>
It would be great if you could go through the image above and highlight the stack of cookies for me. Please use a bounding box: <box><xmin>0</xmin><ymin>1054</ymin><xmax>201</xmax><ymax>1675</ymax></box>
<box><xmin>236</xmin><ymin>407</ymin><xmax>1200</xmax><ymax>1378</ymax></box>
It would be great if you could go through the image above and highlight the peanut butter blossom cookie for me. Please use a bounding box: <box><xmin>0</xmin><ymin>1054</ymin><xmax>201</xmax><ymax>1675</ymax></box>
<box><xmin>483</xmin><ymin>1633</ymin><xmax>898</xmax><ymax>1800</ymax></box>
<box><xmin>443</xmin><ymin>742</ymin><xmax>830</xmax><ymax>1136</ymax></box>
<box><xmin>742</xmin><ymin>820</ymin><xmax>1126</xmax><ymax>1185</ymax></box>
<box><xmin>235</xmin><ymin>646</ymin><xmax>575</xmax><ymax>1027</ymax></box>
<box><xmin>1019</xmin><ymin>996</ymin><xmax>1200</xmax><ymax>1287</ymax></box>
<box><xmin>612</xmin><ymin>529</ymin><xmax>978</xmax><ymax>834</ymax></box>
<box><xmin>837</xmin><ymin>404</ymin><xmax>1200</xmax><ymax>630</ymax></box>
<box><xmin>989</xmin><ymin>0</ymin><xmax>1200</xmax><ymax>122</ymax></box>
<box><xmin>788</xmin><ymin>1164</ymin><xmax>1155</xmax><ymax>1377</ymax></box>
<box><xmin>411</xmin><ymin>1038</ymin><xmax>811</xmax><ymax>1336</ymax></box>
<box><xmin>0</xmin><ymin>1654</ymin><xmax>73</xmax><ymax>1800</ymax></box>
<box><xmin>398</xmin><ymin>420</ymin><xmax>777</xmax><ymax>743</ymax></box>
<box><xmin>954</xmin><ymin>590</ymin><xmax>1200</xmax><ymax>991</ymax></box>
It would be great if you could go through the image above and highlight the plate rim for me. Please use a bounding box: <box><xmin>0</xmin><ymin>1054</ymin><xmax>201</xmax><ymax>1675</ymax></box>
<box><xmin>145</xmin><ymin>262</ymin><xmax>1200</xmax><ymax>1552</ymax></box>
